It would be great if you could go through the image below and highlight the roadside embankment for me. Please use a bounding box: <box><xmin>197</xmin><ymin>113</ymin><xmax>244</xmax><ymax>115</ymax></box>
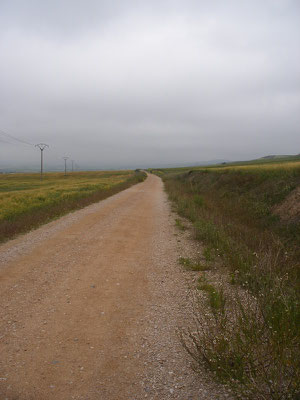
<box><xmin>158</xmin><ymin>165</ymin><xmax>300</xmax><ymax>399</ymax></box>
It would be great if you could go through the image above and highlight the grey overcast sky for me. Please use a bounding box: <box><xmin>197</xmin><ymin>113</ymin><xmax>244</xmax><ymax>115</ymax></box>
<box><xmin>0</xmin><ymin>0</ymin><xmax>299</xmax><ymax>169</ymax></box>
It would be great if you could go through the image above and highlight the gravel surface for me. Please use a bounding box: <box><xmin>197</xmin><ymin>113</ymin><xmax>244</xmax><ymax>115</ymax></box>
<box><xmin>0</xmin><ymin>174</ymin><xmax>232</xmax><ymax>399</ymax></box>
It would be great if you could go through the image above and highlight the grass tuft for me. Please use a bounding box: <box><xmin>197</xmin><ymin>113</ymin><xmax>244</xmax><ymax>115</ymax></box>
<box><xmin>175</xmin><ymin>218</ymin><xmax>186</xmax><ymax>231</ymax></box>
<box><xmin>179</xmin><ymin>256</ymin><xmax>208</xmax><ymax>271</ymax></box>
<box><xmin>197</xmin><ymin>277</ymin><xmax>226</xmax><ymax>313</ymax></box>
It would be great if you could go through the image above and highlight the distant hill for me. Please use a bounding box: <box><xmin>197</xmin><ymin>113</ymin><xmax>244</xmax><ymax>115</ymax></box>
<box><xmin>221</xmin><ymin>154</ymin><xmax>300</xmax><ymax>167</ymax></box>
<box><xmin>146</xmin><ymin>159</ymin><xmax>230</xmax><ymax>169</ymax></box>
<box><xmin>260</xmin><ymin>154</ymin><xmax>299</xmax><ymax>160</ymax></box>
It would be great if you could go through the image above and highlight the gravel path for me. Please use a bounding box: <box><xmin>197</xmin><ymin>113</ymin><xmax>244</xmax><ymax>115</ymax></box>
<box><xmin>0</xmin><ymin>174</ymin><xmax>231</xmax><ymax>399</ymax></box>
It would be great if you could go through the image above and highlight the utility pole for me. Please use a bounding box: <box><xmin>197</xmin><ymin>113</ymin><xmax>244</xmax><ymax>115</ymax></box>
<box><xmin>71</xmin><ymin>160</ymin><xmax>74</xmax><ymax>172</ymax></box>
<box><xmin>63</xmin><ymin>157</ymin><xmax>69</xmax><ymax>176</ymax></box>
<box><xmin>35</xmin><ymin>143</ymin><xmax>49</xmax><ymax>180</ymax></box>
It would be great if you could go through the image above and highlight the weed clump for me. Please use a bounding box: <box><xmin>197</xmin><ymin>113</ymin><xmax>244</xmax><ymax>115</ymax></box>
<box><xmin>182</xmin><ymin>286</ymin><xmax>299</xmax><ymax>399</ymax></box>
<box><xmin>175</xmin><ymin>218</ymin><xmax>186</xmax><ymax>231</ymax></box>
<box><xmin>179</xmin><ymin>256</ymin><xmax>208</xmax><ymax>271</ymax></box>
<box><xmin>197</xmin><ymin>278</ymin><xmax>226</xmax><ymax>313</ymax></box>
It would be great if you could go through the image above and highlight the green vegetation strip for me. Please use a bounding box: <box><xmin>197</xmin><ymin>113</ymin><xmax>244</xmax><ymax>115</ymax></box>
<box><xmin>0</xmin><ymin>170</ymin><xmax>146</xmax><ymax>242</ymax></box>
<box><xmin>158</xmin><ymin>161</ymin><xmax>300</xmax><ymax>399</ymax></box>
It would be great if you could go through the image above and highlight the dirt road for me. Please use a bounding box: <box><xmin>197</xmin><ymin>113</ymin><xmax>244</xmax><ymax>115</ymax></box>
<box><xmin>0</xmin><ymin>174</ymin><xmax>229</xmax><ymax>400</ymax></box>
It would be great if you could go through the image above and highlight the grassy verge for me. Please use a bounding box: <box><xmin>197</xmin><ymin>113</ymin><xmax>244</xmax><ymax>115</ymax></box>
<box><xmin>0</xmin><ymin>170</ymin><xmax>146</xmax><ymax>242</ymax></box>
<box><xmin>158</xmin><ymin>163</ymin><xmax>300</xmax><ymax>399</ymax></box>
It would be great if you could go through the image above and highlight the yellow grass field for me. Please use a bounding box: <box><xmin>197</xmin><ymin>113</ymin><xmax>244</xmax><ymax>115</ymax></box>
<box><xmin>152</xmin><ymin>158</ymin><xmax>300</xmax><ymax>177</ymax></box>
<box><xmin>0</xmin><ymin>171</ymin><xmax>134</xmax><ymax>221</ymax></box>
<box><xmin>208</xmin><ymin>160</ymin><xmax>300</xmax><ymax>172</ymax></box>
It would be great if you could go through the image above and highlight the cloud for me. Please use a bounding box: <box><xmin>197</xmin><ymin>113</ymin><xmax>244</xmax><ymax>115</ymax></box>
<box><xmin>0</xmin><ymin>0</ymin><xmax>299</xmax><ymax>169</ymax></box>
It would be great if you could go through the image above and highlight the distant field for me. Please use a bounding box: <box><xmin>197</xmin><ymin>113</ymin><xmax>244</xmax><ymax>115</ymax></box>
<box><xmin>0</xmin><ymin>170</ymin><xmax>145</xmax><ymax>241</ymax></box>
<box><xmin>207</xmin><ymin>159</ymin><xmax>300</xmax><ymax>172</ymax></box>
<box><xmin>151</xmin><ymin>157</ymin><xmax>300</xmax><ymax>176</ymax></box>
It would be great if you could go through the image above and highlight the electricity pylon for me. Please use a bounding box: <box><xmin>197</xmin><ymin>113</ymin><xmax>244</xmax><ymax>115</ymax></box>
<box><xmin>63</xmin><ymin>157</ymin><xmax>69</xmax><ymax>176</ymax></box>
<box><xmin>35</xmin><ymin>143</ymin><xmax>49</xmax><ymax>180</ymax></box>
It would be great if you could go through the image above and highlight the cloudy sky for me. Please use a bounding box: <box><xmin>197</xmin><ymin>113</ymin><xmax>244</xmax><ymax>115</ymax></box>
<box><xmin>0</xmin><ymin>0</ymin><xmax>299</xmax><ymax>170</ymax></box>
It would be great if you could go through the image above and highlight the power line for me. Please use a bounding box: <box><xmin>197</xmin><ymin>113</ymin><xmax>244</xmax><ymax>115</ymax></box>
<box><xmin>0</xmin><ymin>137</ymin><xmax>13</xmax><ymax>145</ymax></box>
<box><xmin>0</xmin><ymin>128</ymin><xmax>35</xmax><ymax>147</ymax></box>
<box><xmin>0</xmin><ymin>128</ymin><xmax>82</xmax><ymax>173</ymax></box>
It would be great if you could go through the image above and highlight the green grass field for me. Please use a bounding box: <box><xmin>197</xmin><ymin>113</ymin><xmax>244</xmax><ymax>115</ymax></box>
<box><xmin>0</xmin><ymin>170</ymin><xmax>145</xmax><ymax>242</ymax></box>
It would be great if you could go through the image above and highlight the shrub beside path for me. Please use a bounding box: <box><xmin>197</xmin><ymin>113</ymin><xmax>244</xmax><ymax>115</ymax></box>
<box><xmin>0</xmin><ymin>174</ymin><xmax>231</xmax><ymax>399</ymax></box>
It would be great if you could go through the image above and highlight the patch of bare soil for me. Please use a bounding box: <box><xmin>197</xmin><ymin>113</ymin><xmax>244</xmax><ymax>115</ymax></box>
<box><xmin>273</xmin><ymin>186</ymin><xmax>300</xmax><ymax>223</ymax></box>
<box><xmin>0</xmin><ymin>174</ymin><xmax>231</xmax><ymax>399</ymax></box>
